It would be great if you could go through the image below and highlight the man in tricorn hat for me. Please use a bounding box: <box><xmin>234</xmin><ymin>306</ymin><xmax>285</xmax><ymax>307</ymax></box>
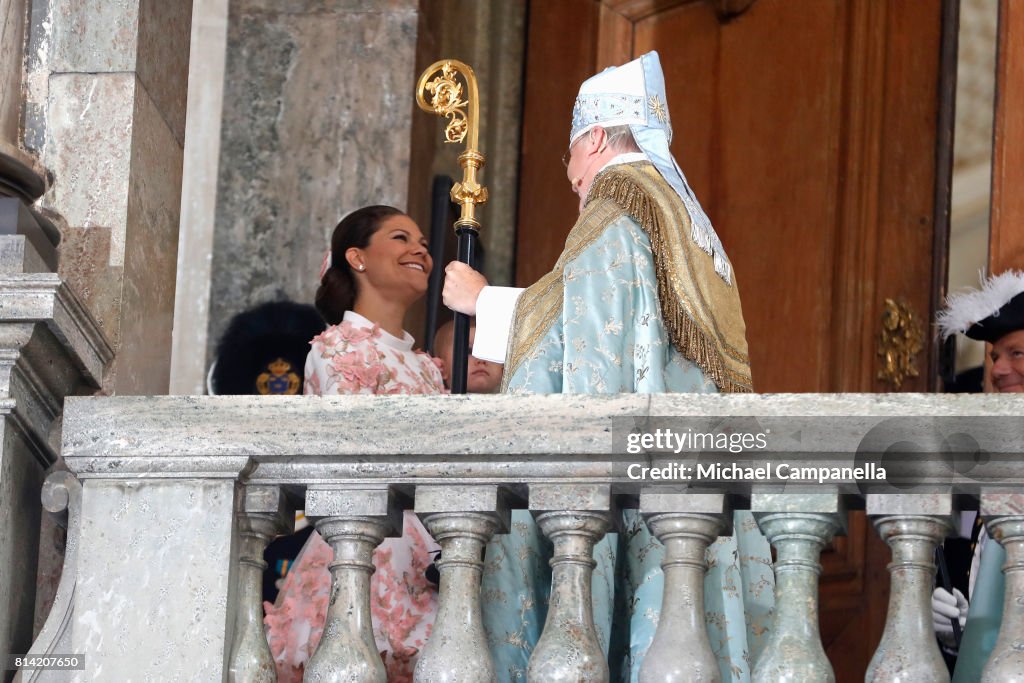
<box><xmin>935</xmin><ymin>269</ymin><xmax>1024</xmax><ymax>680</ymax></box>
<box><xmin>939</xmin><ymin>269</ymin><xmax>1024</xmax><ymax>393</ymax></box>
<box><xmin>444</xmin><ymin>52</ymin><xmax>772</xmax><ymax>681</ymax></box>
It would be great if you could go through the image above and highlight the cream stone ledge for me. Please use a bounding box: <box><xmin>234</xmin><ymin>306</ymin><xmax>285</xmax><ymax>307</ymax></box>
<box><xmin>0</xmin><ymin>274</ymin><xmax>113</xmax><ymax>385</ymax></box>
<box><xmin>60</xmin><ymin>393</ymin><xmax>1024</xmax><ymax>488</ymax></box>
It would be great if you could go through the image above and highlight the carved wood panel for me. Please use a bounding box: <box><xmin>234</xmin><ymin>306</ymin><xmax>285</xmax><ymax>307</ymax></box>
<box><xmin>991</xmin><ymin>0</ymin><xmax>1024</xmax><ymax>272</ymax></box>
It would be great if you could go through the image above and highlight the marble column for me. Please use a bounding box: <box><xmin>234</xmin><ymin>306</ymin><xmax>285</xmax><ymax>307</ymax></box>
<box><xmin>0</xmin><ymin>0</ymin><xmax>48</xmax><ymax>207</ymax></box>
<box><xmin>528</xmin><ymin>484</ymin><xmax>613</xmax><ymax>683</ymax></box>
<box><xmin>169</xmin><ymin>0</ymin><xmax>229</xmax><ymax>395</ymax></box>
<box><xmin>638</xmin><ymin>490</ymin><xmax>729</xmax><ymax>683</ymax></box>
<box><xmin>0</xmin><ymin>0</ymin><xmax>28</xmax><ymax>152</ymax></box>
<box><xmin>229</xmin><ymin>485</ymin><xmax>295</xmax><ymax>683</ymax></box>
<box><xmin>23</xmin><ymin>0</ymin><xmax>193</xmax><ymax>394</ymax></box>
<box><xmin>0</xmin><ymin>0</ymin><xmax>60</xmax><ymax>298</ymax></box>
<box><xmin>979</xmin><ymin>492</ymin><xmax>1024</xmax><ymax>682</ymax></box>
<box><xmin>865</xmin><ymin>494</ymin><xmax>954</xmax><ymax>683</ymax></box>
<box><xmin>2</xmin><ymin>4</ymin><xmax>110</xmax><ymax>662</ymax></box>
<box><xmin>414</xmin><ymin>485</ymin><xmax>509</xmax><ymax>683</ymax></box>
<box><xmin>752</xmin><ymin>492</ymin><xmax>845</xmax><ymax>683</ymax></box>
<box><xmin>303</xmin><ymin>486</ymin><xmax>403</xmax><ymax>683</ymax></box>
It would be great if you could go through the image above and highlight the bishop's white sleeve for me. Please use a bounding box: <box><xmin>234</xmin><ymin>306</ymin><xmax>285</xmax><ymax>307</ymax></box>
<box><xmin>472</xmin><ymin>286</ymin><xmax>524</xmax><ymax>363</ymax></box>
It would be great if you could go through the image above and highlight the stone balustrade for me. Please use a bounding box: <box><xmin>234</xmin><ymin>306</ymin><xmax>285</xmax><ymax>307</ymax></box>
<box><xmin>0</xmin><ymin>231</ymin><xmax>110</xmax><ymax>680</ymax></box>
<box><xmin>21</xmin><ymin>393</ymin><xmax>1024</xmax><ymax>682</ymax></box>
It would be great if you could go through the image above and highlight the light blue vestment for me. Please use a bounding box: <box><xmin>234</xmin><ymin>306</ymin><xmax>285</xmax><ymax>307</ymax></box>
<box><xmin>951</xmin><ymin>540</ymin><xmax>1006</xmax><ymax>682</ymax></box>
<box><xmin>480</xmin><ymin>213</ymin><xmax>774</xmax><ymax>682</ymax></box>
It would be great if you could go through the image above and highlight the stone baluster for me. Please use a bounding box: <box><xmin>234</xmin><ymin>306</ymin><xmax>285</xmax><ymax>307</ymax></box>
<box><xmin>865</xmin><ymin>494</ymin><xmax>954</xmax><ymax>683</ymax></box>
<box><xmin>979</xmin><ymin>492</ymin><xmax>1024</xmax><ymax>682</ymax></box>
<box><xmin>414</xmin><ymin>485</ymin><xmax>511</xmax><ymax>682</ymax></box>
<box><xmin>229</xmin><ymin>485</ymin><xmax>295</xmax><ymax>682</ymax></box>
<box><xmin>638</xmin><ymin>490</ymin><xmax>728</xmax><ymax>683</ymax></box>
<box><xmin>752</xmin><ymin>491</ymin><xmax>845</xmax><ymax>683</ymax></box>
<box><xmin>303</xmin><ymin>487</ymin><xmax>403</xmax><ymax>683</ymax></box>
<box><xmin>527</xmin><ymin>484</ymin><xmax>613</xmax><ymax>683</ymax></box>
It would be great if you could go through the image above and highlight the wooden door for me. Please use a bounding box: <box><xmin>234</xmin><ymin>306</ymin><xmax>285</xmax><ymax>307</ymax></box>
<box><xmin>990</xmin><ymin>0</ymin><xmax>1024</xmax><ymax>272</ymax></box>
<box><xmin>516</xmin><ymin>1</ymin><xmax>953</xmax><ymax>680</ymax></box>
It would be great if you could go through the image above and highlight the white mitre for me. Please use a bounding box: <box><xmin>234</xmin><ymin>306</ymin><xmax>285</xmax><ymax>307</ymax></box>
<box><xmin>570</xmin><ymin>51</ymin><xmax>731</xmax><ymax>283</ymax></box>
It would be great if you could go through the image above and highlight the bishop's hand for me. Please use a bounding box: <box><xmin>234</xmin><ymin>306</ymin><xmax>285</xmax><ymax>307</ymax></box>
<box><xmin>443</xmin><ymin>261</ymin><xmax>487</xmax><ymax>315</ymax></box>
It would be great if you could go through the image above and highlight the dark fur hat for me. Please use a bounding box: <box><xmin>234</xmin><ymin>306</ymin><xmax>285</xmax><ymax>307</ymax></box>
<box><xmin>210</xmin><ymin>300</ymin><xmax>325</xmax><ymax>395</ymax></box>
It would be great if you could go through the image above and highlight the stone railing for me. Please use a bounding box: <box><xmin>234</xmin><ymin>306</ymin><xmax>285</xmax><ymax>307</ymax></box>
<box><xmin>0</xmin><ymin>229</ymin><xmax>111</xmax><ymax>679</ymax></box>
<box><xmin>23</xmin><ymin>393</ymin><xmax>1024</xmax><ymax>682</ymax></box>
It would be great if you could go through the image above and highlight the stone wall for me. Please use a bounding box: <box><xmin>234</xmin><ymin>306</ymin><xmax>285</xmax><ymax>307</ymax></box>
<box><xmin>23</xmin><ymin>0</ymin><xmax>192</xmax><ymax>393</ymax></box>
<box><xmin>205</xmin><ymin>0</ymin><xmax>419</xmax><ymax>363</ymax></box>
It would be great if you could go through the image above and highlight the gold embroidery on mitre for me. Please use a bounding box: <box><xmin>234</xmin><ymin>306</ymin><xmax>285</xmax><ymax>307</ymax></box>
<box><xmin>648</xmin><ymin>94</ymin><xmax>668</xmax><ymax>124</ymax></box>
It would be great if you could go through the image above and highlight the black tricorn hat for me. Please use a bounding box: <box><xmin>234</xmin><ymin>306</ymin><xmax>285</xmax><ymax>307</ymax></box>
<box><xmin>210</xmin><ymin>300</ymin><xmax>325</xmax><ymax>395</ymax></box>
<box><xmin>938</xmin><ymin>271</ymin><xmax>1024</xmax><ymax>344</ymax></box>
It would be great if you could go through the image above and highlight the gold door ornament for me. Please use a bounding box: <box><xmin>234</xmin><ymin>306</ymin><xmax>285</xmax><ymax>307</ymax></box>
<box><xmin>876</xmin><ymin>298</ymin><xmax>924</xmax><ymax>389</ymax></box>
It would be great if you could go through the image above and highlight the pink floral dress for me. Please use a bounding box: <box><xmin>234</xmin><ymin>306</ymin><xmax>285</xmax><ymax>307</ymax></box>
<box><xmin>264</xmin><ymin>311</ymin><xmax>445</xmax><ymax>682</ymax></box>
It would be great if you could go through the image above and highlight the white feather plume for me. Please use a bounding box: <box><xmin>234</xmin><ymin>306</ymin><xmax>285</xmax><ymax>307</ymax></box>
<box><xmin>937</xmin><ymin>270</ymin><xmax>1024</xmax><ymax>339</ymax></box>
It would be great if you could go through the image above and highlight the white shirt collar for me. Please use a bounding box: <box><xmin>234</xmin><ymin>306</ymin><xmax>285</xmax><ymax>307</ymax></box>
<box><xmin>342</xmin><ymin>310</ymin><xmax>415</xmax><ymax>351</ymax></box>
<box><xmin>600</xmin><ymin>152</ymin><xmax>647</xmax><ymax>174</ymax></box>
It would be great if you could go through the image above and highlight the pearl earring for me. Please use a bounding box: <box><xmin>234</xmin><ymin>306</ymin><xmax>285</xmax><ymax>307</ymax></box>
<box><xmin>358</xmin><ymin>264</ymin><xmax>365</xmax><ymax>271</ymax></box>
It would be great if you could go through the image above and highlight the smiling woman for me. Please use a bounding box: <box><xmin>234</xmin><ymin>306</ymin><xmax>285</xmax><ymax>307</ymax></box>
<box><xmin>353</xmin><ymin>214</ymin><xmax>433</xmax><ymax>329</ymax></box>
<box><xmin>306</xmin><ymin>205</ymin><xmax>442</xmax><ymax>396</ymax></box>
<box><xmin>264</xmin><ymin>205</ymin><xmax>445</xmax><ymax>682</ymax></box>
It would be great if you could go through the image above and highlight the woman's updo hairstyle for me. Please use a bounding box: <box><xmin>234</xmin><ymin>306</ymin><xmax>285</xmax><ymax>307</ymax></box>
<box><xmin>315</xmin><ymin>205</ymin><xmax>404</xmax><ymax>325</ymax></box>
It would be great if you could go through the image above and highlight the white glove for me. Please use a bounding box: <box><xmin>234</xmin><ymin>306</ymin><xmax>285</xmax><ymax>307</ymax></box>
<box><xmin>932</xmin><ymin>587</ymin><xmax>968</xmax><ymax>649</ymax></box>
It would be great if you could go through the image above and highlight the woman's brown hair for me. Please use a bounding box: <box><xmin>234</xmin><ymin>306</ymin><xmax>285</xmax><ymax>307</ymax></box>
<box><xmin>315</xmin><ymin>205</ymin><xmax>404</xmax><ymax>325</ymax></box>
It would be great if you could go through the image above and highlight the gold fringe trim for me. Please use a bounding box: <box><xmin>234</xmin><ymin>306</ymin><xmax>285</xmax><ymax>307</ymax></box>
<box><xmin>589</xmin><ymin>168</ymin><xmax>753</xmax><ymax>393</ymax></box>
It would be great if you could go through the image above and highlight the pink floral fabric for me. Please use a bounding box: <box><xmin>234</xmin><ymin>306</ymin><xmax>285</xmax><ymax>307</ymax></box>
<box><xmin>303</xmin><ymin>312</ymin><xmax>445</xmax><ymax>396</ymax></box>
<box><xmin>264</xmin><ymin>311</ymin><xmax>444</xmax><ymax>682</ymax></box>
